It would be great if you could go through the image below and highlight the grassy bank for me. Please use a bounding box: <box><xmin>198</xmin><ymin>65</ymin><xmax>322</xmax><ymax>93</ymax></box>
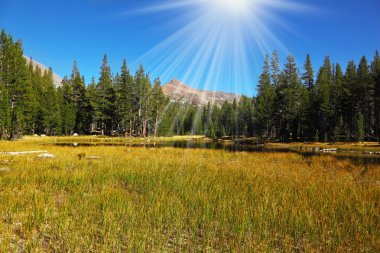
<box><xmin>266</xmin><ymin>141</ymin><xmax>380</xmax><ymax>153</ymax></box>
<box><xmin>0</xmin><ymin>139</ymin><xmax>379</xmax><ymax>251</ymax></box>
<box><xmin>21</xmin><ymin>135</ymin><xmax>208</xmax><ymax>145</ymax></box>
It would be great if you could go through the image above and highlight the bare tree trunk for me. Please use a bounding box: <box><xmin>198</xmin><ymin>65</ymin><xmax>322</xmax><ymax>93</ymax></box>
<box><xmin>154</xmin><ymin>117</ymin><xmax>158</xmax><ymax>137</ymax></box>
<box><xmin>142</xmin><ymin>119</ymin><xmax>147</xmax><ymax>138</ymax></box>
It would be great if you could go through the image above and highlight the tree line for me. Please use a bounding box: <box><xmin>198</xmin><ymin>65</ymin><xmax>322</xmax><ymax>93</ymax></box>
<box><xmin>1</xmin><ymin>29</ymin><xmax>379</xmax><ymax>141</ymax></box>
<box><xmin>0</xmin><ymin>30</ymin><xmax>168</xmax><ymax>138</ymax></box>
<box><xmin>254</xmin><ymin>50</ymin><xmax>380</xmax><ymax>142</ymax></box>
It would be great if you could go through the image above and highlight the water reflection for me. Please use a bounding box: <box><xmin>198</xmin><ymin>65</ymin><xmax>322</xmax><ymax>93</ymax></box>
<box><xmin>53</xmin><ymin>141</ymin><xmax>380</xmax><ymax>166</ymax></box>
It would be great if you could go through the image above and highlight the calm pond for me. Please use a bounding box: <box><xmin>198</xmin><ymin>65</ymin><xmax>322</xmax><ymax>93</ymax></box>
<box><xmin>52</xmin><ymin>140</ymin><xmax>380</xmax><ymax>166</ymax></box>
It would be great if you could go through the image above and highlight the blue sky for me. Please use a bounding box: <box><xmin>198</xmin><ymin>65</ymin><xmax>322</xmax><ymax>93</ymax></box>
<box><xmin>1</xmin><ymin>0</ymin><xmax>379</xmax><ymax>95</ymax></box>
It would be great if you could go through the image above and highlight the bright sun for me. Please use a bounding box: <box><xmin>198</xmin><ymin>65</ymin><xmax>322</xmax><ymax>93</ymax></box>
<box><xmin>127</xmin><ymin>0</ymin><xmax>312</xmax><ymax>94</ymax></box>
<box><xmin>209</xmin><ymin>0</ymin><xmax>252</xmax><ymax>15</ymax></box>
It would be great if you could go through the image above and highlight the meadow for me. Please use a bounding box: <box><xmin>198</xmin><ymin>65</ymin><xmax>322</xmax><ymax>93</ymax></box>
<box><xmin>0</xmin><ymin>138</ymin><xmax>379</xmax><ymax>252</ymax></box>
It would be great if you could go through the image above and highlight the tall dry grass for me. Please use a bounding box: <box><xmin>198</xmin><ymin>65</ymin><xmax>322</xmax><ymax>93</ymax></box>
<box><xmin>0</xmin><ymin>139</ymin><xmax>379</xmax><ymax>252</ymax></box>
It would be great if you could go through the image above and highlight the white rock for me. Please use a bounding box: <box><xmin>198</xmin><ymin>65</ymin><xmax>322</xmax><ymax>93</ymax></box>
<box><xmin>0</xmin><ymin>150</ymin><xmax>48</xmax><ymax>156</ymax></box>
<box><xmin>73</xmin><ymin>133</ymin><xmax>79</xmax><ymax>137</ymax></box>
<box><xmin>37</xmin><ymin>153</ymin><xmax>56</xmax><ymax>159</ymax></box>
<box><xmin>86</xmin><ymin>156</ymin><xmax>101</xmax><ymax>160</ymax></box>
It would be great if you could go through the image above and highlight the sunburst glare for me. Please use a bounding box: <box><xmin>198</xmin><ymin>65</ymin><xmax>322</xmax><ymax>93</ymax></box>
<box><xmin>126</xmin><ymin>0</ymin><xmax>314</xmax><ymax>95</ymax></box>
<box><xmin>208</xmin><ymin>0</ymin><xmax>252</xmax><ymax>15</ymax></box>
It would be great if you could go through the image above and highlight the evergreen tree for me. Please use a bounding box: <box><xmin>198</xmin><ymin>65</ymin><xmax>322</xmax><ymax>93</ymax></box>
<box><xmin>24</xmin><ymin>59</ymin><xmax>39</xmax><ymax>134</ymax></box>
<box><xmin>115</xmin><ymin>59</ymin><xmax>133</xmax><ymax>136</ymax></box>
<box><xmin>372</xmin><ymin>51</ymin><xmax>380</xmax><ymax>140</ymax></box>
<box><xmin>151</xmin><ymin>78</ymin><xmax>166</xmax><ymax>137</ymax></box>
<box><xmin>357</xmin><ymin>112</ymin><xmax>365</xmax><ymax>142</ymax></box>
<box><xmin>330</xmin><ymin>63</ymin><xmax>344</xmax><ymax>139</ymax></box>
<box><xmin>86</xmin><ymin>77</ymin><xmax>97</xmax><ymax>133</ymax></box>
<box><xmin>69</xmin><ymin>61</ymin><xmax>89</xmax><ymax>134</ymax></box>
<box><xmin>254</xmin><ymin>55</ymin><xmax>275</xmax><ymax>138</ymax></box>
<box><xmin>0</xmin><ymin>84</ymin><xmax>10</xmax><ymax>138</ymax></box>
<box><xmin>357</xmin><ymin>56</ymin><xmax>374</xmax><ymax>139</ymax></box>
<box><xmin>132</xmin><ymin>65</ymin><xmax>152</xmax><ymax>137</ymax></box>
<box><xmin>140</xmin><ymin>73</ymin><xmax>152</xmax><ymax>137</ymax></box>
<box><xmin>342</xmin><ymin>61</ymin><xmax>358</xmax><ymax>140</ymax></box>
<box><xmin>277</xmin><ymin>54</ymin><xmax>303</xmax><ymax>140</ymax></box>
<box><xmin>302</xmin><ymin>54</ymin><xmax>314</xmax><ymax>90</ymax></box>
<box><xmin>59</xmin><ymin>77</ymin><xmax>76</xmax><ymax>135</ymax></box>
<box><xmin>0</xmin><ymin>30</ymin><xmax>30</xmax><ymax>138</ymax></box>
<box><xmin>95</xmin><ymin>55</ymin><xmax>116</xmax><ymax>135</ymax></box>
<box><xmin>238</xmin><ymin>96</ymin><xmax>253</xmax><ymax>137</ymax></box>
<box><xmin>219</xmin><ymin>101</ymin><xmax>233</xmax><ymax>136</ymax></box>
<box><xmin>38</xmin><ymin>69</ymin><xmax>60</xmax><ymax>135</ymax></box>
<box><xmin>271</xmin><ymin>50</ymin><xmax>280</xmax><ymax>87</ymax></box>
<box><xmin>314</xmin><ymin>58</ymin><xmax>334</xmax><ymax>140</ymax></box>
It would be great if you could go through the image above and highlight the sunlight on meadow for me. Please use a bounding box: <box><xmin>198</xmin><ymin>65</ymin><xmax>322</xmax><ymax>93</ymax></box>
<box><xmin>1</xmin><ymin>0</ymin><xmax>380</xmax><ymax>251</ymax></box>
<box><xmin>0</xmin><ymin>139</ymin><xmax>379</xmax><ymax>251</ymax></box>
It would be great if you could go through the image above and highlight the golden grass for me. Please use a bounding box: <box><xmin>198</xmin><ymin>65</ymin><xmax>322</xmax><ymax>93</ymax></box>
<box><xmin>0</xmin><ymin>139</ymin><xmax>379</xmax><ymax>252</ymax></box>
<box><xmin>267</xmin><ymin>141</ymin><xmax>380</xmax><ymax>152</ymax></box>
<box><xmin>21</xmin><ymin>135</ymin><xmax>208</xmax><ymax>145</ymax></box>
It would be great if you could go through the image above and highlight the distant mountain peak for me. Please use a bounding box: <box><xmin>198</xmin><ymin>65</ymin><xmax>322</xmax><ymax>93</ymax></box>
<box><xmin>162</xmin><ymin>79</ymin><xmax>242</xmax><ymax>106</ymax></box>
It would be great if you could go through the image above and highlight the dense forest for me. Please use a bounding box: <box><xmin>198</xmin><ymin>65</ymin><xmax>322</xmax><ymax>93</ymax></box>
<box><xmin>0</xmin><ymin>29</ymin><xmax>379</xmax><ymax>141</ymax></box>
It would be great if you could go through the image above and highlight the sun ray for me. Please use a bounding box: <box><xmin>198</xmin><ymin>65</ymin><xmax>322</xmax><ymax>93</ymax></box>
<box><xmin>127</xmin><ymin>0</ymin><xmax>314</xmax><ymax>95</ymax></box>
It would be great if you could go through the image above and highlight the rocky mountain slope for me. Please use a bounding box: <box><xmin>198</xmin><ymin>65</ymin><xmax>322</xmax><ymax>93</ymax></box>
<box><xmin>162</xmin><ymin>79</ymin><xmax>241</xmax><ymax>106</ymax></box>
<box><xmin>25</xmin><ymin>56</ymin><xmax>62</xmax><ymax>87</ymax></box>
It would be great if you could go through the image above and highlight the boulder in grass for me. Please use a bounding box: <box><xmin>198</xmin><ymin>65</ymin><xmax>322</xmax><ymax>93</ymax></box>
<box><xmin>73</xmin><ymin>133</ymin><xmax>79</xmax><ymax>137</ymax></box>
<box><xmin>37</xmin><ymin>153</ymin><xmax>56</xmax><ymax>159</ymax></box>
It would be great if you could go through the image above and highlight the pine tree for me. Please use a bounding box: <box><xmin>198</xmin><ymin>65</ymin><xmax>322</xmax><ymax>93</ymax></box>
<box><xmin>23</xmin><ymin>59</ymin><xmax>39</xmax><ymax>134</ymax></box>
<box><xmin>95</xmin><ymin>55</ymin><xmax>116</xmax><ymax>135</ymax></box>
<box><xmin>151</xmin><ymin>78</ymin><xmax>166</xmax><ymax>137</ymax></box>
<box><xmin>0</xmin><ymin>31</ymin><xmax>29</xmax><ymax>138</ymax></box>
<box><xmin>86</xmin><ymin>77</ymin><xmax>97</xmax><ymax>133</ymax></box>
<box><xmin>300</xmin><ymin>54</ymin><xmax>315</xmax><ymax>139</ymax></box>
<box><xmin>220</xmin><ymin>101</ymin><xmax>233</xmax><ymax>136</ymax></box>
<box><xmin>133</xmin><ymin>65</ymin><xmax>152</xmax><ymax>137</ymax></box>
<box><xmin>140</xmin><ymin>73</ymin><xmax>152</xmax><ymax>137</ymax></box>
<box><xmin>357</xmin><ymin>56</ymin><xmax>374</xmax><ymax>139</ymax></box>
<box><xmin>0</xmin><ymin>84</ymin><xmax>10</xmax><ymax>138</ymax></box>
<box><xmin>59</xmin><ymin>77</ymin><xmax>76</xmax><ymax>135</ymax></box>
<box><xmin>115</xmin><ymin>59</ymin><xmax>133</xmax><ymax>136</ymax></box>
<box><xmin>342</xmin><ymin>61</ymin><xmax>358</xmax><ymax>140</ymax></box>
<box><xmin>238</xmin><ymin>96</ymin><xmax>253</xmax><ymax>137</ymax></box>
<box><xmin>302</xmin><ymin>54</ymin><xmax>314</xmax><ymax>90</ymax></box>
<box><xmin>357</xmin><ymin>112</ymin><xmax>365</xmax><ymax>142</ymax></box>
<box><xmin>38</xmin><ymin>69</ymin><xmax>60</xmax><ymax>135</ymax></box>
<box><xmin>314</xmin><ymin>61</ymin><xmax>334</xmax><ymax>139</ymax></box>
<box><xmin>372</xmin><ymin>51</ymin><xmax>380</xmax><ymax>140</ymax></box>
<box><xmin>330</xmin><ymin>63</ymin><xmax>344</xmax><ymax>139</ymax></box>
<box><xmin>271</xmin><ymin>50</ymin><xmax>280</xmax><ymax>87</ymax></box>
<box><xmin>254</xmin><ymin>55</ymin><xmax>275</xmax><ymax>138</ymax></box>
<box><xmin>0</xmin><ymin>31</ymin><xmax>11</xmax><ymax>138</ymax></box>
<box><xmin>277</xmin><ymin>54</ymin><xmax>303</xmax><ymax>140</ymax></box>
<box><xmin>132</xmin><ymin>65</ymin><xmax>144</xmax><ymax>136</ymax></box>
<box><xmin>68</xmin><ymin>61</ymin><xmax>89</xmax><ymax>134</ymax></box>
